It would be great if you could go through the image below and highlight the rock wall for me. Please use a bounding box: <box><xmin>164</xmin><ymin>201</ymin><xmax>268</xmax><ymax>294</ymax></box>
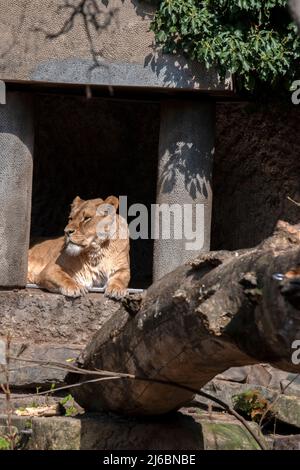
<box><xmin>212</xmin><ymin>101</ymin><xmax>300</xmax><ymax>250</ymax></box>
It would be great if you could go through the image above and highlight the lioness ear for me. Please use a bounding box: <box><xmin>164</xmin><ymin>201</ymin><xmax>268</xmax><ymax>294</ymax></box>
<box><xmin>104</xmin><ymin>196</ymin><xmax>119</xmax><ymax>211</ymax></box>
<box><xmin>71</xmin><ymin>196</ymin><xmax>84</xmax><ymax>210</ymax></box>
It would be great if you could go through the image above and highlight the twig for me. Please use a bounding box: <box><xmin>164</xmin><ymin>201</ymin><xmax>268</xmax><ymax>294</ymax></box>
<box><xmin>0</xmin><ymin>334</ymin><xmax>16</xmax><ymax>449</ymax></box>
<box><xmin>287</xmin><ymin>196</ymin><xmax>300</xmax><ymax>207</ymax></box>
<box><xmin>5</xmin><ymin>355</ymin><xmax>266</xmax><ymax>450</ymax></box>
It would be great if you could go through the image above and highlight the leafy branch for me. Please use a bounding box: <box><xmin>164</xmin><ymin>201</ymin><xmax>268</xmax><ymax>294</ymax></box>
<box><xmin>149</xmin><ymin>0</ymin><xmax>300</xmax><ymax>92</ymax></box>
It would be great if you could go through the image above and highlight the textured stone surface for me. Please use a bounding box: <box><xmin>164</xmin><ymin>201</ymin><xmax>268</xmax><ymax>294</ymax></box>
<box><xmin>0</xmin><ymin>288</ymin><xmax>120</xmax><ymax>389</ymax></box>
<box><xmin>199</xmin><ymin>416</ymin><xmax>263</xmax><ymax>451</ymax></box>
<box><xmin>271</xmin><ymin>434</ymin><xmax>300</xmax><ymax>450</ymax></box>
<box><xmin>194</xmin><ymin>380</ymin><xmax>276</xmax><ymax>410</ymax></box>
<box><xmin>0</xmin><ymin>0</ymin><xmax>232</xmax><ymax>90</ymax></box>
<box><xmin>263</xmin><ymin>365</ymin><xmax>300</xmax><ymax>396</ymax></box>
<box><xmin>0</xmin><ymin>92</ymin><xmax>34</xmax><ymax>287</ymax></box>
<box><xmin>0</xmin><ymin>341</ymin><xmax>83</xmax><ymax>390</ymax></box>
<box><xmin>0</xmin><ymin>409</ymin><xmax>264</xmax><ymax>450</ymax></box>
<box><xmin>273</xmin><ymin>395</ymin><xmax>300</xmax><ymax>429</ymax></box>
<box><xmin>0</xmin><ymin>289</ymin><xmax>120</xmax><ymax>344</ymax></box>
<box><xmin>216</xmin><ymin>364</ymin><xmax>300</xmax><ymax>395</ymax></box>
<box><xmin>153</xmin><ymin>101</ymin><xmax>215</xmax><ymax>280</ymax></box>
<box><xmin>194</xmin><ymin>379</ymin><xmax>300</xmax><ymax>430</ymax></box>
<box><xmin>212</xmin><ymin>102</ymin><xmax>300</xmax><ymax>251</ymax></box>
<box><xmin>216</xmin><ymin>366</ymin><xmax>251</xmax><ymax>384</ymax></box>
<box><xmin>0</xmin><ymin>393</ymin><xmax>60</xmax><ymax>414</ymax></box>
<box><xmin>216</xmin><ymin>366</ymin><xmax>268</xmax><ymax>385</ymax></box>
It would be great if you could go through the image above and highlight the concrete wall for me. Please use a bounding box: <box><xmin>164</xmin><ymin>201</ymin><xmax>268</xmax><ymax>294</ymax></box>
<box><xmin>0</xmin><ymin>0</ymin><xmax>232</xmax><ymax>90</ymax></box>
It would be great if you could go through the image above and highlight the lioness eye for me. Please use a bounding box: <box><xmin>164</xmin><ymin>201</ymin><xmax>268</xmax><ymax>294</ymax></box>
<box><xmin>84</xmin><ymin>217</ymin><xmax>92</xmax><ymax>223</ymax></box>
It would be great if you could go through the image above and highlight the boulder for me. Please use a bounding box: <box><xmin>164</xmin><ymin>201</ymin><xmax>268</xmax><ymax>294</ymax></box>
<box><xmin>0</xmin><ymin>342</ymin><xmax>82</xmax><ymax>390</ymax></box>
<box><xmin>273</xmin><ymin>395</ymin><xmax>300</xmax><ymax>429</ymax></box>
<box><xmin>271</xmin><ymin>434</ymin><xmax>300</xmax><ymax>450</ymax></box>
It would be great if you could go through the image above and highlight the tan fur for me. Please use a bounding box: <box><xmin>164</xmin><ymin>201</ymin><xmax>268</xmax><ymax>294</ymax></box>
<box><xmin>28</xmin><ymin>196</ymin><xmax>130</xmax><ymax>299</ymax></box>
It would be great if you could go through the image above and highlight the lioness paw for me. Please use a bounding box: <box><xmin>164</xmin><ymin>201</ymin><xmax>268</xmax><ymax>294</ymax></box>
<box><xmin>60</xmin><ymin>282</ymin><xmax>88</xmax><ymax>298</ymax></box>
<box><xmin>105</xmin><ymin>285</ymin><xmax>127</xmax><ymax>300</ymax></box>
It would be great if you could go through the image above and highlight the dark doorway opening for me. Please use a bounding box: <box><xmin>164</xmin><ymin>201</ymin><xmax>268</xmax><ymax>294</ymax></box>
<box><xmin>31</xmin><ymin>93</ymin><xmax>160</xmax><ymax>288</ymax></box>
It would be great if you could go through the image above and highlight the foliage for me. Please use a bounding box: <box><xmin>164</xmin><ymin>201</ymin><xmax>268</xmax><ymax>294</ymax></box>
<box><xmin>233</xmin><ymin>390</ymin><xmax>271</xmax><ymax>422</ymax></box>
<box><xmin>0</xmin><ymin>436</ymin><xmax>10</xmax><ymax>451</ymax></box>
<box><xmin>60</xmin><ymin>394</ymin><xmax>78</xmax><ymax>417</ymax></box>
<box><xmin>149</xmin><ymin>0</ymin><xmax>300</xmax><ymax>92</ymax></box>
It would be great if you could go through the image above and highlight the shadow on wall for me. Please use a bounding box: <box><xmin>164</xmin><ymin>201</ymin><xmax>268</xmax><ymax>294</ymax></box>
<box><xmin>158</xmin><ymin>142</ymin><xmax>212</xmax><ymax>200</ymax></box>
<box><xmin>28</xmin><ymin>0</ymin><xmax>226</xmax><ymax>89</ymax></box>
<box><xmin>143</xmin><ymin>53</ymin><xmax>226</xmax><ymax>90</ymax></box>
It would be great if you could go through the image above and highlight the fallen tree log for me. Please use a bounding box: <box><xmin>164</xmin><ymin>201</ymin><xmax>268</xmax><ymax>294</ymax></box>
<box><xmin>67</xmin><ymin>221</ymin><xmax>300</xmax><ymax>415</ymax></box>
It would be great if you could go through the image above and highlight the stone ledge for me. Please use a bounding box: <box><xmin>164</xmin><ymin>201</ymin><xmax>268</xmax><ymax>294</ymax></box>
<box><xmin>0</xmin><ymin>288</ymin><xmax>121</xmax><ymax>390</ymax></box>
<box><xmin>0</xmin><ymin>288</ymin><xmax>120</xmax><ymax>344</ymax></box>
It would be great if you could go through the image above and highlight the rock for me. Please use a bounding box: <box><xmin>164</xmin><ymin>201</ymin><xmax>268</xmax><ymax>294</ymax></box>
<box><xmin>0</xmin><ymin>342</ymin><xmax>82</xmax><ymax>390</ymax></box>
<box><xmin>0</xmin><ymin>289</ymin><xmax>120</xmax><ymax>344</ymax></box>
<box><xmin>216</xmin><ymin>364</ymin><xmax>300</xmax><ymax>396</ymax></box>
<box><xmin>195</xmin><ymin>380</ymin><xmax>300</xmax><ymax>430</ymax></box>
<box><xmin>271</xmin><ymin>435</ymin><xmax>300</xmax><ymax>450</ymax></box>
<box><xmin>245</xmin><ymin>365</ymin><xmax>272</xmax><ymax>387</ymax></box>
<box><xmin>0</xmin><ymin>409</ymin><xmax>266</xmax><ymax>450</ymax></box>
<box><xmin>263</xmin><ymin>365</ymin><xmax>300</xmax><ymax>396</ymax></box>
<box><xmin>279</xmin><ymin>379</ymin><xmax>300</xmax><ymax>398</ymax></box>
<box><xmin>273</xmin><ymin>395</ymin><xmax>300</xmax><ymax>429</ymax></box>
<box><xmin>199</xmin><ymin>415</ymin><xmax>264</xmax><ymax>450</ymax></box>
<box><xmin>193</xmin><ymin>379</ymin><xmax>276</xmax><ymax>410</ymax></box>
<box><xmin>216</xmin><ymin>366</ymin><xmax>250</xmax><ymax>383</ymax></box>
<box><xmin>0</xmin><ymin>288</ymin><xmax>120</xmax><ymax>390</ymax></box>
<box><xmin>216</xmin><ymin>365</ymin><xmax>272</xmax><ymax>387</ymax></box>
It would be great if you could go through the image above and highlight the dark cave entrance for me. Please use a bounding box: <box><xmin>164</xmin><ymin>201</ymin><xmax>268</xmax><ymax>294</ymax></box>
<box><xmin>31</xmin><ymin>92</ymin><xmax>160</xmax><ymax>288</ymax></box>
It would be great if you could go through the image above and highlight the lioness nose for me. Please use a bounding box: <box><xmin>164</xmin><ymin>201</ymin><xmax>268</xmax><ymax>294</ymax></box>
<box><xmin>65</xmin><ymin>228</ymin><xmax>75</xmax><ymax>236</ymax></box>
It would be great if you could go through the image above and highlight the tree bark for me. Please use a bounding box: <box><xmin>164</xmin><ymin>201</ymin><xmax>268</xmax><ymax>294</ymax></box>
<box><xmin>67</xmin><ymin>221</ymin><xmax>300</xmax><ymax>415</ymax></box>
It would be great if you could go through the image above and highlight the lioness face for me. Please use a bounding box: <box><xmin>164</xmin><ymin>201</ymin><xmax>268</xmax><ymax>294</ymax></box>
<box><xmin>64</xmin><ymin>195</ymin><xmax>119</xmax><ymax>256</ymax></box>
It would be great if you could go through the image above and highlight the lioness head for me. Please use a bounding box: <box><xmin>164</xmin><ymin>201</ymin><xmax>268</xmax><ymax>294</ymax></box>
<box><xmin>64</xmin><ymin>195</ymin><xmax>119</xmax><ymax>256</ymax></box>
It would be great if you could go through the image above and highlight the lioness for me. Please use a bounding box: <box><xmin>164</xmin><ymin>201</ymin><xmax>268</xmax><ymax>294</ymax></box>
<box><xmin>28</xmin><ymin>195</ymin><xmax>130</xmax><ymax>299</ymax></box>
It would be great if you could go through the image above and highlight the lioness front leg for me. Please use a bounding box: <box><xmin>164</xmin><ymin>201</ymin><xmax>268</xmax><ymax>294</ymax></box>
<box><xmin>105</xmin><ymin>268</ymin><xmax>130</xmax><ymax>300</ymax></box>
<box><xmin>38</xmin><ymin>263</ymin><xmax>88</xmax><ymax>298</ymax></box>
